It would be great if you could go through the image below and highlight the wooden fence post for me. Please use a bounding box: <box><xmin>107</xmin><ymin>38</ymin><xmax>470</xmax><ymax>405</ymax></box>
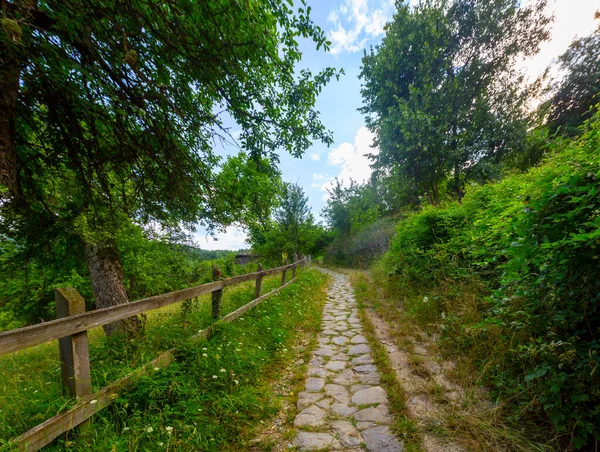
<box><xmin>55</xmin><ymin>288</ymin><xmax>92</xmax><ymax>399</ymax></box>
<box><xmin>212</xmin><ymin>266</ymin><xmax>222</xmax><ymax>320</ymax></box>
<box><xmin>281</xmin><ymin>258</ymin><xmax>288</xmax><ymax>286</ymax></box>
<box><xmin>292</xmin><ymin>253</ymin><xmax>298</xmax><ymax>279</ymax></box>
<box><xmin>255</xmin><ymin>263</ymin><xmax>263</xmax><ymax>299</ymax></box>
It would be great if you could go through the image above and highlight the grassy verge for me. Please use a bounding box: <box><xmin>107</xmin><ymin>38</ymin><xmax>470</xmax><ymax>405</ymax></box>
<box><xmin>0</xmin><ymin>269</ymin><xmax>326</xmax><ymax>450</ymax></box>
<box><xmin>367</xmin><ymin>263</ymin><xmax>559</xmax><ymax>451</ymax></box>
<box><xmin>349</xmin><ymin>270</ymin><xmax>421</xmax><ymax>452</ymax></box>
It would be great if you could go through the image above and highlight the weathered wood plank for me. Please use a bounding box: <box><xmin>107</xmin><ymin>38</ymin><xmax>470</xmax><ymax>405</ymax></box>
<box><xmin>56</xmin><ymin>288</ymin><xmax>92</xmax><ymax>399</ymax></box>
<box><xmin>211</xmin><ymin>266</ymin><xmax>223</xmax><ymax>320</ymax></box>
<box><xmin>281</xmin><ymin>259</ymin><xmax>288</xmax><ymax>286</ymax></box>
<box><xmin>254</xmin><ymin>263</ymin><xmax>263</xmax><ymax>299</ymax></box>
<box><xmin>0</xmin><ymin>281</ymin><xmax>224</xmax><ymax>357</ymax></box>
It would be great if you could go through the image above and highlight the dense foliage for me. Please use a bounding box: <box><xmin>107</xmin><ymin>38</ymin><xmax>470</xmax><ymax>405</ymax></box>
<box><xmin>315</xmin><ymin>4</ymin><xmax>600</xmax><ymax>448</ymax></box>
<box><xmin>0</xmin><ymin>0</ymin><xmax>338</xmax><ymax>334</ymax></box>
<box><xmin>360</xmin><ymin>0</ymin><xmax>550</xmax><ymax>204</ymax></box>
<box><xmin>374</xmin><ymin>113</ymin><xmax>600</xmax><ymax>447</ymax></box>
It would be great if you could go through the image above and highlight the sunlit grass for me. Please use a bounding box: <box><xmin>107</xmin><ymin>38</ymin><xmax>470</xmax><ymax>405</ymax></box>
<box><xmin>0</xmin><ymin>269</ymin><xmax>300</xmax><ymax>446</ymax></box>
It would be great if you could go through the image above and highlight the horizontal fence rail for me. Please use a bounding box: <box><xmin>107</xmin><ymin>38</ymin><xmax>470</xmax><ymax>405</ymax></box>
<box><xmin>0</xmin><ymin>260</ymin><xmax>302</xmax><ymax>357</ymax></box>
<box><xmin>0</xmin><ymin>256</ymin><xmax>309</xmax><ymax>451</ymax></box>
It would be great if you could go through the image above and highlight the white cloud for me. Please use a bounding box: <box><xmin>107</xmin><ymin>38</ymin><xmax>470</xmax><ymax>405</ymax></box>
<box><xmin>192</xmin><ymin>226</ymin><xmax>248</xmax><ymax>251</ymax></box>
<box><xmin>521</xmin><ymin>0</ymin><xmax>599</xmax><ymax>81</ymax></box>
<box><xmin>319</xmin><ymin>126</ymin><xmax>379</xmax><ymax>199</ymax></box>
<box><xmin>312</xmin><ymin>173</ymin><xmax>326</xmax><ymax>181</ymax></box>
<box><xmin>311</xmin><ymin>153</ymin><xmax>321</xmax><ymax>161</ymax></box>
<box><xmin>327</xmin><ymin>0</ymin><xmax>395</xmax><ymax>55</ymax></box>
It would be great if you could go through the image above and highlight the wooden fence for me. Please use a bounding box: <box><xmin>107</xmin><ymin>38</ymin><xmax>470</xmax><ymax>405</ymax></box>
<box><xmin>0</xmin><ymin>256</ymin><xmax>309</xmax><ymax>451</ymax></box>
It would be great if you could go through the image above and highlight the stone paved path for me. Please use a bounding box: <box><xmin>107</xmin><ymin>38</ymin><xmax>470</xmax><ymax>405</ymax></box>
<box><xmin>294</xmin><ymin>269</ymin><xmax>403</xmax><ymax>452</ymax></box>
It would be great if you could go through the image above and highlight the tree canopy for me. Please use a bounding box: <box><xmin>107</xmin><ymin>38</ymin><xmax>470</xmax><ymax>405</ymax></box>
<box><xmin>0</xmin><ymin>0</ymin><xmax>339</xmax><ymax>333</ymax></box>
<box><xmin>360</xmin><ymin>0</ymin><xmax>551</xmax><ymax>204</ymax></box>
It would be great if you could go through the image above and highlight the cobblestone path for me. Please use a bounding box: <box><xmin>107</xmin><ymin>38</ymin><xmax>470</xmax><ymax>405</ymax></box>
<box><xmin>294</xmin><ymin>269</ymin><xmax>403</xmax><ymax>452</ymax></box>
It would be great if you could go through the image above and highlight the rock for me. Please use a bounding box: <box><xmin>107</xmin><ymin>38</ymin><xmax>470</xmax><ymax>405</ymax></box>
<box><xmin>350</xmin><ymin>384</ymin><xmax>371</xmax><ymax>393</ymax></box>
<box><xmin>361</xmin><ymin>426</ymin><xmax>403</xmax><ymax>451</ymax></box>
<box><xmin>357</xmin><ymin>421</ymin><xmax>378</xmax><ymax>430</ymax></box>
<box><xmin>352</xmin><ymin>354</ymin><xmax>375</xmax><ymax>365</ymax></box>
<box><xmin>305</xmin><ymin>377</ymin><xmax>325</xmax><ymax>392</ymax></box>
<box><xmin>325</xmin><ymin>384</ymin><xmax>350</xmax><ymax>404</ymax></box>
<box><xmin>353</xmin><ymin>404</ymin><xmax>391</xmax><ymax>424</ymax></box>
<box><xmin>348</xmin><ymin>344</ymin><xmax>371</xmax><ymax>355</ymax></box>
<box><xmin>351</xmin><ymin>334</ymin><xmax>368</xmax><ymax>344</ymax></box>
<box><xmin>331</xmin><ymin>420</ymin><xmax>362</xmax><ymax>448</ymax></box>
<box><xmin>314</xmin><ymin>346</ymin><xmax>335</xmax><ymax>357</ymax></box>
<box><xmin>318</xmin><ymin>337</ymin><xmax>331</xmax><ymax>346</ymax></box>
<box><xmin>297</xmin><ymin>392</ymin><xmax>322</xmax><ymax>410</ymax></box>
<box><xmin>354</xmin><ymin>364</ymin><xmax>377</xmax><ymax>373</ymax></box>
<box><xmin>325</xmin><ymin>360</ymin><xmax>346</xmax><ymax>372</ymax></box>
<box><xmin>294</xmin><ymin>405</ymin><xmax>327</xmax><ymax>427</ymax></box>
<box><xmin>309</xmin><ymin>356</ymin><xmax>324</xmax><ymax>367</ymax></box>
<box><xmin>296</xmin><ymin>432</ymin><xmax>339</xmax><ymax>451</ymax></box>
<box><xmin>423</xmin><ymin>360</ymin><xmax>442</xmax><ymax>375</ymax></box>
<box><xmin>316</xmin><ymin>398</ymin><xmax>332</xmax><ymax>410</ymax></box>
<box><xmin>332</xmin><ymin>336</ymin><xmax>349</xmax><ymax>345</ymax></box>
<box><xmin>333</xmin><ymin>369</ymin><xmax>356</xmax><ymax>386</ymax></box>
<box><xmin>331</xmin><ymin>403</ymin><xmax>358</xmax><ymax>416</ymax></box>
<box><xmin>357</xmin><ymin>372</ymin><xmax>381</xmax><ymax>385</ymax></box>
<box><xmin>307</xmin><ymin>366</ymin><xmax>328</xmax><ymax>378</ymax></box>
<box><xmin>352</xmin><ymin>386</ymin><xmax>388</xmax><ymax>405</ymax></box>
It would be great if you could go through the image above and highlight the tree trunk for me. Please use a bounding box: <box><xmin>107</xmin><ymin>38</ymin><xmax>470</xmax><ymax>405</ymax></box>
<box><xmin>431</xmin><ymin>183</ymin><xmax>440</xmax><ymax>206</ymax></box>
<box><xmin>84</xmin><ymin>240</ymin><xmax>141</xmax><ymax>336</ymax></box>
<box><xmin>0</xmin><ymin>45</ymin><xmax>20</xmax><ymax>199</ymax></box>
<box><xmin>453</xmin><ymin>164</ymin><xmax>464</xmax><ymax>204</ymax></box>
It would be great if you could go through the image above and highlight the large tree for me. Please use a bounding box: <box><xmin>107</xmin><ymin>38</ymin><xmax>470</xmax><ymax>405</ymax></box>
<box><xmin>0</xmin><ymin>0</ymin><xmax>338</xmax><ymax>334</ymax></box>
<box><xmin>360</xmin><ymin>0</ymin><xmax>551</xmax><ymax>205</ymax></box>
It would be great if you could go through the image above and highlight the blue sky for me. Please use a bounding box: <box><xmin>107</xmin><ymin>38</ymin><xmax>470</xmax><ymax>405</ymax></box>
<box><xmin>194</xmin><ymin>0</ymin><xmax>600</xmax><ymax>250</ymax></box>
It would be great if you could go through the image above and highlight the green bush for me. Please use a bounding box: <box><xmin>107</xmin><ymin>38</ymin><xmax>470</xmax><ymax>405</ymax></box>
<box><xmin>379</xmin><ymin>113</ymin><xmax>600</xmax><ymax>448</ymax></box>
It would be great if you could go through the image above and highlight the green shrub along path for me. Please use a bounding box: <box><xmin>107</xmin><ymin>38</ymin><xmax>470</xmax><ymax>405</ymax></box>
<box><xmin>369</xmin><ymin>114</ymin><xmax>600</xmax><ymax>449</ymax></box>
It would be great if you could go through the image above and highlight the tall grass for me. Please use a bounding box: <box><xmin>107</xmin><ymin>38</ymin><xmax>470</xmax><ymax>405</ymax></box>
<box><xmin>0</xmin><ymin>269</ymin><xmax>325</xmax><ymax>450</ymax></box>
